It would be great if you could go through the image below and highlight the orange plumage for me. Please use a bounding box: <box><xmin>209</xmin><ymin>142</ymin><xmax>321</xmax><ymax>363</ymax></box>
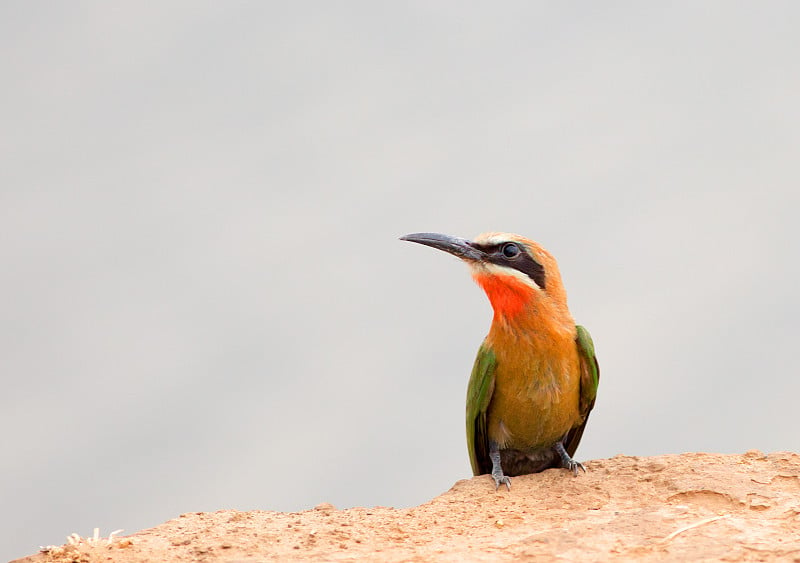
<box><xmin>401</xmin><ymin>231</ymin><xmax>599</xmax><ymax>487</ymax></box>
<box><xmin>471</xmin><ymin>234</ymin><xmax>581</xmax><ymax>452</ymax></box>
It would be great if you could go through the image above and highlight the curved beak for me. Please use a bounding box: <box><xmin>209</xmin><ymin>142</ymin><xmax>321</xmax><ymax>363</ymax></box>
<box><xmin>400</xmin><ymin>232</ymin><xmax>484</xmax><ymax>262</ymax></box>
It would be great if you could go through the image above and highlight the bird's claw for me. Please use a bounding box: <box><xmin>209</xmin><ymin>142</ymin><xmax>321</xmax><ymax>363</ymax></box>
<box><xmin>554</xmin><ymin>441</ymin><xmax>586</xmax><ymax>476</ymax></box>
<box><xmin>566</xmin><ymin>460</ymin><xmax>586</xmax><ymax>476</ymax></box>
<box><xmin>492</xmin><ymin>473</ymin><xmax>511</xmax><ymax>491</ymax></box>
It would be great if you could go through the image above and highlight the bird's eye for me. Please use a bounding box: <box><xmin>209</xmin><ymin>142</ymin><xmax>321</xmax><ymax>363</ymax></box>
<box><xmin>502</xmin><ymin>243</ymin><xmax>520</xmax><ymax>258</ymax></box>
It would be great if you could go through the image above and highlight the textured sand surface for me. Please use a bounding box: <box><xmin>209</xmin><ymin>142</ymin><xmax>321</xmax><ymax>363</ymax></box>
<box><xmin>18</xmin><ymin>451</ymin><xmax>800</xmax><ymax>562</ymax></box>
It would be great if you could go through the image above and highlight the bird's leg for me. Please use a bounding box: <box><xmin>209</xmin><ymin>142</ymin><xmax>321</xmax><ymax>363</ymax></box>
<box><xmin>489</xmin><ymin>441</ymin><xmax>511</xmax><ymax>490</ymax></box>
<box><xmin>554</xmin><ymin>441</ymin><xmax>586</xmax><ymax>476</ymax></box>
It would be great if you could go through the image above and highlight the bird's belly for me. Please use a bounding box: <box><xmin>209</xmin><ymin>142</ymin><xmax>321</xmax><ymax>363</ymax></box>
<box><xmin>487</xmin><ymin>356</ymin><xmax>581</xmax><ymax>450</ymax></box>
<box><xmin>499</xmin><ymin>445</ymin><xmax>561</xmax><ymax>476</ymax></box>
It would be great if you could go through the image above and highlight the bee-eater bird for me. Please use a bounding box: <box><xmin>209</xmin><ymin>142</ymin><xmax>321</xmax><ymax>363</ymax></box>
<box><xmin>400</xmin><ymin>232</ymin><xmax>599</xmax><ymax>489</ymax></box>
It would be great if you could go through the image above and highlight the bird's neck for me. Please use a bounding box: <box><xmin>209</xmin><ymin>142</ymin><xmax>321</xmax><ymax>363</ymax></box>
<box><xmin>473</xmin><ymin>273</ymin><xmax>575</xmax><ymax>345</ymax></box>
<box><xmin>473</xmin><ymin>272</ymin><xmax>534</xmax><ymax>319</ymax></box>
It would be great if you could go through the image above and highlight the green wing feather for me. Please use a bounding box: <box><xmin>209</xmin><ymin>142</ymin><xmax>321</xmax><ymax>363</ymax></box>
<box><xmin>465</xmin><ymin>344</ymin><xmax>496</xmax><ymax>476</ymax></box>
<box><xmin>564</xmin><ymin>325</ymin><xmax>600</xmax><ymax>457</ymax></box>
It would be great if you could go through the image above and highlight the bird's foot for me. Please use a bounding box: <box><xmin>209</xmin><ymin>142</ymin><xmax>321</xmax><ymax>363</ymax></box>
<box><xmin>492</xmin><ymin>471</ymin><xmax>511</xmax><ymax>491</ymax></box>
<box><xmin>489</xmin><ymin>440</ymin><xmax>511</xmax><ymax>490</ymax></box>
<box><xmin>554</xmin><ymin>442</ymin><xmax>586</xmax><ymax>476</ymax></box>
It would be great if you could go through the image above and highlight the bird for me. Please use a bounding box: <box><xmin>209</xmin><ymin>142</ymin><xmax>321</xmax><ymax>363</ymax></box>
<box><xmin>400</xmin><ymin>232</ymin><xmax>599</xmax><ymax>489</ymax></box>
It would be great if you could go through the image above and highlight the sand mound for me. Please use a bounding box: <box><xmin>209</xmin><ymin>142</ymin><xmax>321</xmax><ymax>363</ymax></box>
<box><xmin>17</xmin><ymin>451</ymin><xmax>800</xmax><ymax>562</ymax></box>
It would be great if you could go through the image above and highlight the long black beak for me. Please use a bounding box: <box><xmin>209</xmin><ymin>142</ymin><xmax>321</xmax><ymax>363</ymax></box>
<box><xmin>400</xmin><ymin>232</ymin><xmax>484</xmax><ymax>262</ymax></box>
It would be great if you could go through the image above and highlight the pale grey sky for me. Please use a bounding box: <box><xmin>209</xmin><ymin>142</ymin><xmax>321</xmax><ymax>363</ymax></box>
<box><xmin>3</xmin><ymin>2</ymin><xmax>799</xmax><ymax>560</ymax></box>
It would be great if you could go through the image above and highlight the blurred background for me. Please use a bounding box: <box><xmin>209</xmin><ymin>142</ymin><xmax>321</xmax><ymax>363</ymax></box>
<box><xmin>3</xmin><ymin>2</ymin><xmax>799</xmax><ymax>560</ymax></box>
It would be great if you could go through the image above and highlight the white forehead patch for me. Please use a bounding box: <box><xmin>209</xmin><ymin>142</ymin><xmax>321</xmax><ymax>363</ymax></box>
<box><xmin>475</xmin><ymin>233</ymin><xmax>516</xmax><ymax>246</ymax></box>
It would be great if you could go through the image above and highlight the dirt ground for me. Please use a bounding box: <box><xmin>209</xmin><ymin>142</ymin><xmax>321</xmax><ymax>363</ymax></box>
<box><xmin>16</xmin><ymin>451</ymin><xmax>800</xmax><ymax>562</ymax></box>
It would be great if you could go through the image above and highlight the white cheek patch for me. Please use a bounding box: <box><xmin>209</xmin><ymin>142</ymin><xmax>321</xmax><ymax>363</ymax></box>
<box><xmin>474</xmin><ymin>262</ymin><xmax>541</xmax><ymax>290</ymax></box>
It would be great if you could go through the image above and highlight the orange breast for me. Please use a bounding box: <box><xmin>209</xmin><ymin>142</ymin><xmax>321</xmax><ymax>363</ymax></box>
<box><xmin>485</xmin><ymin>322</ymin><xmax>581</xmax><ymax>450</ymax></box>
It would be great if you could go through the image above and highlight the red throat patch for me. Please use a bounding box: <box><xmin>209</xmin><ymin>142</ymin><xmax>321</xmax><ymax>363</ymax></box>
<box><xmin>472</xmin><ymin>272</ymin><xmax>535</xmax><ymax>319</ymax></box>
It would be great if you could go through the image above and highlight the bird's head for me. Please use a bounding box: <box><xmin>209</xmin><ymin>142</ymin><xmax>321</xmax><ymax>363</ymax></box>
<box><xmin>400</xmin><ymin>232</ymin><xmax>570</xmax><ymax>322</ymax></box>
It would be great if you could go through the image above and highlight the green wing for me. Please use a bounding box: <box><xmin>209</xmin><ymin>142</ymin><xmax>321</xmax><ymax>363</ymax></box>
<box><xmin>564</xmin><ymin>325</ymin><xmax>600</xmax><ymax>457</ymax></box>
<box><xmin>466</xmin><ymin>344</ymin><xmax>496</xmax><ymax>476</ymax></box>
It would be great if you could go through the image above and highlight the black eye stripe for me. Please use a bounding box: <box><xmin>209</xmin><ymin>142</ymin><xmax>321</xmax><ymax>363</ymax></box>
<box><xmin>472</xmin><ymin>242</ymin><xmax>546</xmax><ymax>289</ymax></box>
<box><xmin>511</xmin><ymin>254</ymin><xmax>546</xmax><ymax>289</ymax></box>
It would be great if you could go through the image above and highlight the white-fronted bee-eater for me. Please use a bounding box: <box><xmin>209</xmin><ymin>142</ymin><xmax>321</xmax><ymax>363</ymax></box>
<box><xmin>401</xmin><ymin>232</ymin><xmax>599</xmax><ymax>489</ymax></box>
